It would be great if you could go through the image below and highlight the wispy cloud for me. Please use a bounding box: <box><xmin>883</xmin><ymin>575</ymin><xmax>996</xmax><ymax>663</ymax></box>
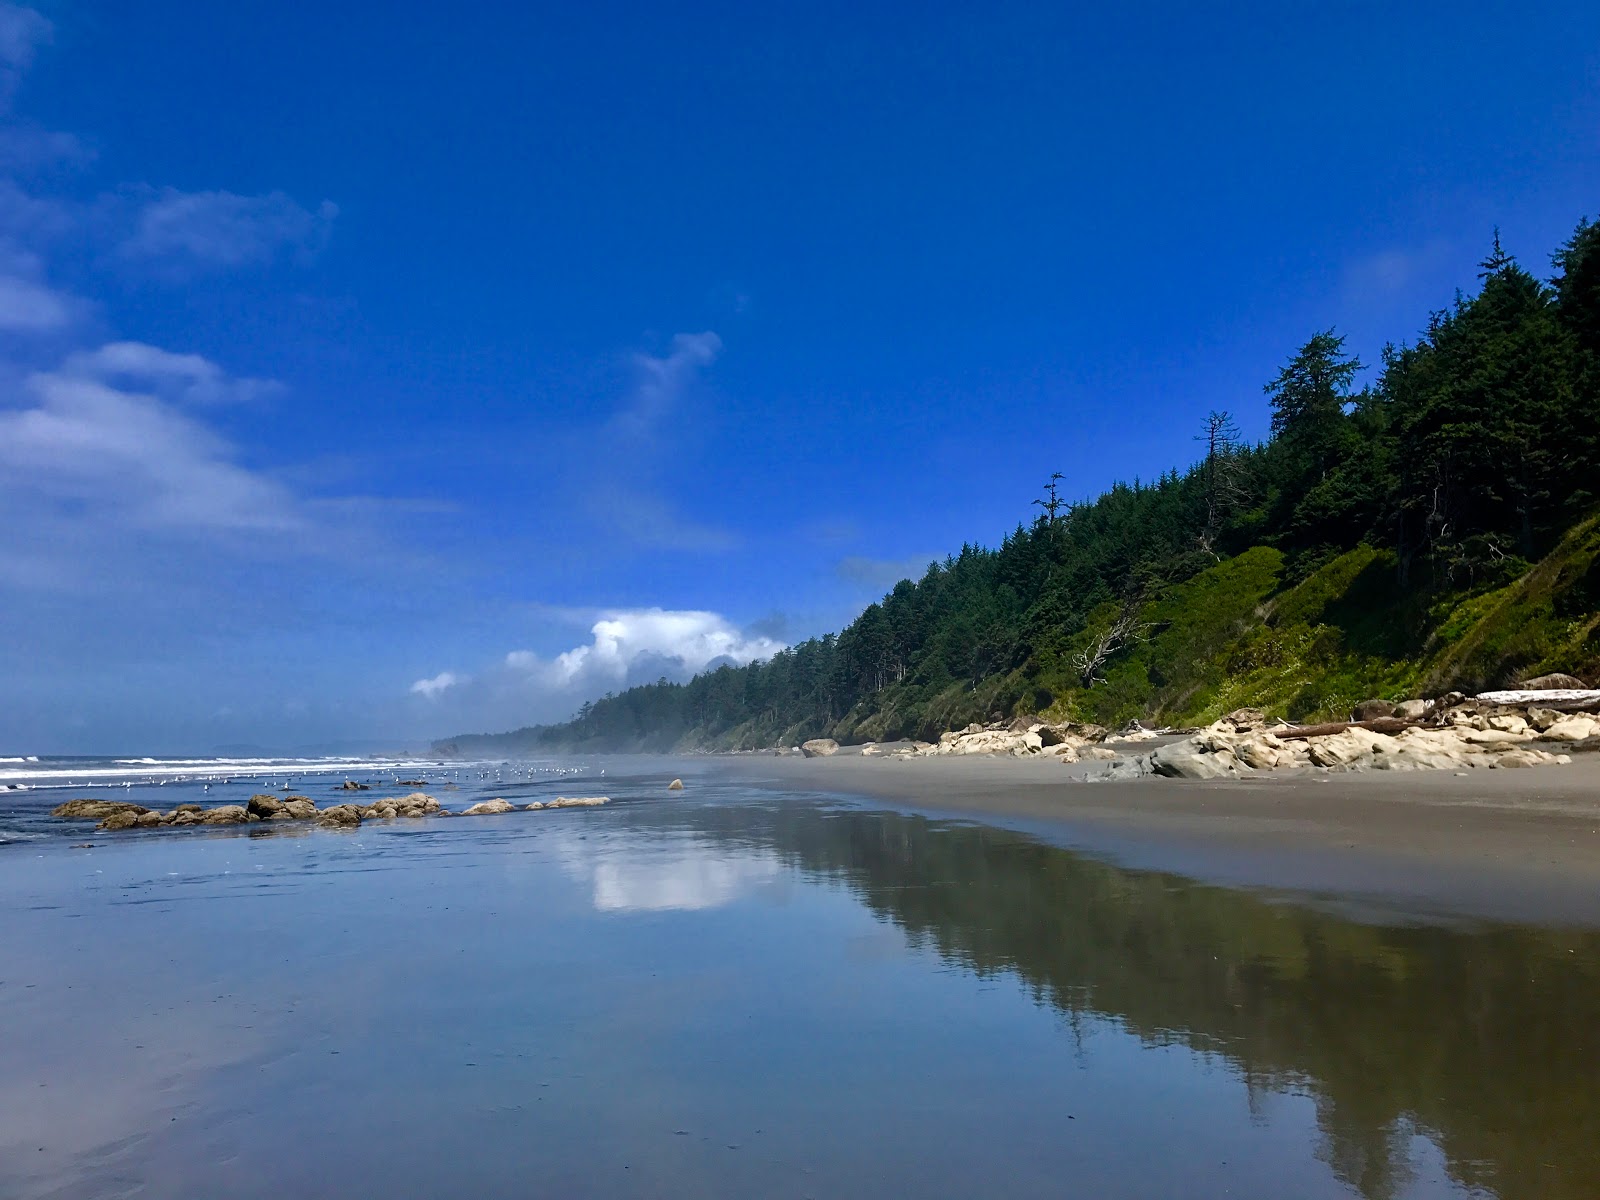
<box><xmin>410</xmin><ymin>671</ymin><xmax>463</xmax><ymax>700</ymax></box>
<box><xmin>835</xmin><ymin>554</ymin><xmax>934</xmax><ymax>589</ymax></box>
<box><xmin>0</xmin><ymin>3</ymin><xmax>50</xmax><ymax>105</ymax></box>
<box><xmin>0</xmin><ymin>345</ymin><xmax>305</xmax><ymax>537</ymax></box>
<box><xmin>585</xmin><ymin>331</ymin><xmax>738</xmax><ymax>552</ymax></box>
<box><xmin>609</xmin><ymin>331</ymin><xmax>722</xmax><ymax>442</ymax></box>
<box><xmin>60</xmin><ymin>341</ymin><xmax>280</xmax><ymax>404</ymax></box>
<box><xmin>121</xmin><ymin>187</ymin><xmax>338</xmax><ymax>271</ymax></box>
<box><xmin>0</xmin><ymin>268</ymin><xmax>68</xmax><ymax>329</ymax></box>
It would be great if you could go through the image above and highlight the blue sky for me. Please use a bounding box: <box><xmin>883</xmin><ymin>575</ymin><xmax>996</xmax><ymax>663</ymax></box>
<box><xmin>3</xmin><ymin>1</ymin><xmax>1598</xmax><ymax>752</ymax></box>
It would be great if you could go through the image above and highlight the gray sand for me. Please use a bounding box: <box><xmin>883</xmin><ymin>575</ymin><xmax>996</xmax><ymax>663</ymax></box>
<box><xmin>712</xmin><ymin>751</ymin><xmax>1600</xmax><ymax>926</ymax></box>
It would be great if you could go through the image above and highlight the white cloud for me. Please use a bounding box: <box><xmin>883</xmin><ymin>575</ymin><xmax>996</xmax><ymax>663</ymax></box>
<box><xmin>122</xmin><ymin>188</ymin><xmax>338</xmax><ymax>270</ymax></box>
<box><xmin>410</xmin><ymin>671</ymin><xmax>462</xmax><ymax>699</ymax></box>
<box><xmin>0</xmin><ymin>345</ymin><xmax>303</xmax><ymax>536</ymax></box>
<box><xmin>506</xmin><ymin>607</ymin><xmax>784</xmax><ymax>691</ymax></box>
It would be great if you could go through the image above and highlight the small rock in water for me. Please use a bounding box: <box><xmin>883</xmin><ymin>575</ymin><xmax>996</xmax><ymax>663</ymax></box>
<box><xmin>668</xmin><ymin>778</ymin><xmax>684</xmax><ymax>790</ymax></box>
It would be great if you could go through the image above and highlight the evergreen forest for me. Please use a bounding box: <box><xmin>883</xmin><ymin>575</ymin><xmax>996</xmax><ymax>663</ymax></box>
<box><xmin>439</xmin><ymin>219</ymin><xmax>1600</xmax><ymax>755</ymax></box>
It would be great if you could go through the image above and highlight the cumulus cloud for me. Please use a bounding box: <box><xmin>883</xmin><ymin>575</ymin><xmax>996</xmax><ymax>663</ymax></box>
<box><xmin>0</xmin><ymin>344</ymin><xmax>303</xmax><ymax>537</ymax></box>
<box><xmin>122</xmin><ymin>188</ymin><xmax>339</xmax><ymax>270</ymax></box>
<box><xmin>507</xmin><ymin>608</ymin><xmax>784</xmax><ymax>691</ymax></box>
<box><xmin>410</xmin><ymin>671</ymin><xmax>463</xmax><ymax>700</ymax></box>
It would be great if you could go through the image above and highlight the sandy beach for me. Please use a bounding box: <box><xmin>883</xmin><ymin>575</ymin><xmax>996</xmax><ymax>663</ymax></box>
<box><xmin>713</xmin><ymin>749</ymin><xmax>1600</xmax><ymax>926</ymax></box>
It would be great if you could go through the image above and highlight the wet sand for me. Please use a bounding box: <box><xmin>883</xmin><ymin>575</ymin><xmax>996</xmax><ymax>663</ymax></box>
<box><xmin>714</xmin><ymin>751</ymin><xmax>1600</xmax><ymax>926</ymax></box>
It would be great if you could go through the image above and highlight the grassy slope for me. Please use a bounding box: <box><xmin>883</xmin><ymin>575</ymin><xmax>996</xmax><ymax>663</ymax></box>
<box><xmin>1035</xmin><ymin>515</ymin><xmax>1600</xmax><ymax>729</ymax></box>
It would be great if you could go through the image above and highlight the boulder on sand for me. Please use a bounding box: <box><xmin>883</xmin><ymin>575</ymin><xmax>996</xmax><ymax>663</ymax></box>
<box><xmin>801</xmin><ymin>739</ymin><xmax>840</xmax><ymax>758</ymax></box>
<box><xmin>1149</xmin><ymin>740</ymin><xmax>1236</xmax><ymax>780</ymax></box>
<box><xmin>53</xmin><ymin>799</ymin><xmax>150</xmax><ymax>821</ymax></box>
<box><xmin>461</xmin><ymin>798</ymin><xmax>515</xmax><ymax>816</ymax></box>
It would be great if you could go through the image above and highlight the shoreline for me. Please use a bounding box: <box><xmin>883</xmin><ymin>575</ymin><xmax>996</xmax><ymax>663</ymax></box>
<box><xmin>708</xmin><ymin>751</ymin><xmax>1600</xmax><ymax>927</ymax></box>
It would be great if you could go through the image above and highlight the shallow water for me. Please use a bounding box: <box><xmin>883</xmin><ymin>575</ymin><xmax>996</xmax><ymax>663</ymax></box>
<box><xmin>2</xmin><ymin>769</ymin><xmax>1597</xmax><ymax>1199</ymax></box>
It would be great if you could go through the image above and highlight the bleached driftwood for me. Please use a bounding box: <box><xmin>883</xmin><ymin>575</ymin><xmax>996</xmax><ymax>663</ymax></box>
<box><xmin>1275</xmin><ymin>717</ymin><xmax>1417</xmax><ymax>741</ymax></box>
<box><xmin>1476</xmin><ymin>689</ymin><xmax>1600</xmax><ymax>710</ymax></box>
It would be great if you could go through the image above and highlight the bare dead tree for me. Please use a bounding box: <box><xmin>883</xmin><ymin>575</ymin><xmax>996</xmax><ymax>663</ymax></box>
<box><xmin>1073</xmin><ymin>596</ymin><xmax>1152</xmax><ymax>687</ymax></box>
<box><xmin>1033</xmin><ymin>472</ymin><xmax>1068</xmax><ymax>525</ymax></box>
<box><xmin>1195</xmin><ymin>410</ymin><xmax>1246</xmax><ymax>558</ymax></box>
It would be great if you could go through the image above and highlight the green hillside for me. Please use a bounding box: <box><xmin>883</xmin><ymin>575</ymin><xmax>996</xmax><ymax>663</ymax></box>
<box><xmin>439</xmin><ymin>218</ymin><xmax>1600</xmax><ymax>757</ymax></box>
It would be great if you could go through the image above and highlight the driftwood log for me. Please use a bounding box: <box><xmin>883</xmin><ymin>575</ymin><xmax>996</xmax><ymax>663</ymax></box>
<box><xmin>1274</xmin><ymin>717</ymin><xmax>1417</xmax><ymax>741</ymax></box>
<box><xmin>1476</xmin><ymin>689</ymin><xmax>1600</xmax><ymax>711</ymax></box>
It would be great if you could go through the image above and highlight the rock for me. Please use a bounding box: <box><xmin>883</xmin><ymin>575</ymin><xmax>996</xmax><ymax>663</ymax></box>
<box><xmin>1460</xmin><ymin>728</ymin><xmax>1527</xmax><ymax>747</ymax></box>
<box><xmin>53</xmin><ymin>799</ymin><xmax>151</xmax><ymax>821</ymax></box>
<box><xmin>1517</xmin><ymin>673</ymin><xmax>1589</xmax><ymax>691</ymax></box>
<box><xmin>1394</xmin><ymin>699</ymin><xmax>1431</xmax><ymax>721</ymax></box>
<box><xmin>96</xmin><ymin>810</ymin><xmax>142</xmax><ymax>831</ymax></box>
<box><xmin>1086</xmin><ymin>754</ymin><xmax>1154</xmax><ymax>782</ymax></box>
<box><xmin>1083</xmin><ymin>746</ymin><xmax>1118</xmax><ymax>761</ymax></box>
<box><xmin>461</xmin><ymin>798</ymin><xmax>515</xmax><ymax>816</ymax></box>
<box><xmin>174</xmin><ymin>803</ymin><xmax>204</xmax><ymax>814</ymax></box>
<box><xmin>135</xmin><ymin>811</ymin><xmax>163</xmax><ymax>828</ymax></box>
<box><xmin>859</xmin><ymin>744</ymin><xmax>880</xmax><ymax>756</ymax></box>
<box><xmin>1233</xmin><ymin>732</ymin><xmax>1289</xmax><ymax>770</ymax></box>
<box><xmin>1149</xmin><ymin>740</ymin><xmax>1236</xmax><ymax>780</ymax></box>
<box><xmin>1492</xmin><ymin>748</ymin><xmax>1559</xmax><ymax>768</ymax></box>
<box><xmin>525</xmin><ymin>802</ymin><xmax>544</xmax><ymax>811</ymax></box>
<box><xmin>281</xmin><ymin>798</ymin><xmax>318</xmax><ymax>819</ymax></box>
<box><xmin>1350</xmin><ymin>699</ymin><xmax>1397</xmax><ymax>722</ymax></box>
<box><xmin>1486</xmin><ymin>714</ymin><xmax>1530</xmax><ymax>735</ymax></box>
<box><xmin>1541</xmin><ymin>715</ymin><xmax>1600</xmax><ymax>742</ymax></box>
<box><xmin>801</xmin><ymin>738</ymin><xmax>840</xmax><ymax>758</ymax></box>
<box><xmin>246</xmin><ymin>794</ymin><xmax>284</xmax><ymax>819</ymax></box>
<box><xmin>392</xmin><ymin>791</ymin><xmax>440</xmax><ymax>815</ymax></box>
<box><xmin>338</xmin><ymin>781</ymin><xmax>370</xmax><ymax>791</ymax></box>
<box><xmin>169</xmin><ymin>811</ymin><xmax>201</xmax><ymax>827</ymax></box>
<box><xmin>198</xmin><ymin>805</ymin><xmax>249</xmax><ymax>825</ymax></box>
<box><xmin>668</xmin><ymin>778</ymin><xmax>684</xmax><ymax>790</ymax></box>
<box><xmin>316</xmin><ymin>804</ymin><xmax>362</xmax><ymax>827</ymax></box>
<box><xmin>1221</xmin><ymin>707</ymin><xmax>1268</xmax><ymax>732</ymax></box>
<box><xmin>1527</xmin><ymin>707</ymin><xmax>1563</xmax><ymax>731</ymax></box>
<box><xmin>548</xmin><ymin>796</ymin><xmax>609</xmax><ymax>808</ymax></box>
<box><xmin>1305</xmin><ymin>727</ymin><xmax>1391</xmax><ymax>769</ymax></box>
